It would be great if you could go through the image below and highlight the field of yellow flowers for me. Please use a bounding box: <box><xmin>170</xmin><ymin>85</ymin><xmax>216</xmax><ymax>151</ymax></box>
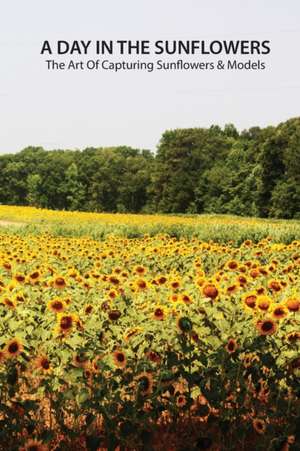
<box><xmin>1</xmin><ymin>205</ymin><xmax>300</xmax><ymax>244</ymax></box>
<box><xmin>0</xmin><ymin>206</ymin><xmax>299</xmax><ymax>450</ymax></box>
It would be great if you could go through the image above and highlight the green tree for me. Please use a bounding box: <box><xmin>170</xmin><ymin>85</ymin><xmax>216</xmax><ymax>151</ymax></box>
<box><xmin>64</xmin><ymin>163</ymin><xmax>85</xmax><ymax>211</ymax></box>
<box><xmin>26</xmin><ymin>174</ymin><xmax>42</xmax><ymax>207</ymax></box>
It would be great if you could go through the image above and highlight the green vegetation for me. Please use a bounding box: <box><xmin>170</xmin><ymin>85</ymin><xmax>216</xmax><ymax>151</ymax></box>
<box><xmin>0</xmin><ymin>117</ymin><xmax>299</xmax><ymax>218</ymax></box>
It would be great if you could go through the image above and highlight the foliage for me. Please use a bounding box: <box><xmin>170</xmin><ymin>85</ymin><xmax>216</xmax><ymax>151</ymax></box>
<box><xmin>0</xmin><ymin>118</ymin><xmax>299</xmax><ymax>218</ymax></box>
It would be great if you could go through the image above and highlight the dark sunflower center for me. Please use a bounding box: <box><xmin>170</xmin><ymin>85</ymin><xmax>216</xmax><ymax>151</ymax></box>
<box><xmin>274</xmin><ymin>308</ymin><xmax>284</xmax><ymax>316</ymax></box>
<box><xmin>140</xmin><ymin>376</ymin><xmax>150</xmax><ymax>391</ymax></box>
<box><xmin>262</xmin><ymin>321</ymin><xmax>273</xmax><ymax>332</ymax></box>
<box><xmin>8</xmin><ymin>342</ymin><xmax>19</xmax><ymax>353</ymax></box>
<box><xmin>56</xmin><ymin>278</ymin><xmax>65</xmax><ymax>285</ymax></box>
<box><xmin>228</xmin><ymin>341</ymin><xmax>235</xmax><ymax>351</ymax></box>
<box><xmin>60</xmin><ymin>316</ymin><xmax>73</xmax><ymax>329</ymax></box>
<box><xmin>246</xmin><ymin>296</ymin><xmax>256</xmax><ymax>307</ymax></box>
<box><xmin>76</xmin><ymin>355</ymin><xmax>86</xmax><ymax>364</ymax></box>
<box><xmin>42</xmin><ymin>359</ymin><xmax>50</xmax><ymax>369</ymax></box>
<box><xmin>109</xmin><ymin>310</ymin><xmax>121</xmax><ymax>320</ymax></box>
<box><xmin>117</xmin><ymin>353</ymin><xmax>125</xmax><ymax>362</ymax></box>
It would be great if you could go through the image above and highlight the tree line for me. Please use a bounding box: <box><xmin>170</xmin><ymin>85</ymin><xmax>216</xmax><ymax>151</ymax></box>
<box><xmin>0</xmin><ymin>117</ymin><xmax>299</xmax><ymax>218</ymax></box>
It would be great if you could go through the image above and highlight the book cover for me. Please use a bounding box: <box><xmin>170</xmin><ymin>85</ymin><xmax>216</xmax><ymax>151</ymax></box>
<box><xmin>0</xmin><ymin>1</ymin><xmax>299</xmax><ymax>450</ymax></box>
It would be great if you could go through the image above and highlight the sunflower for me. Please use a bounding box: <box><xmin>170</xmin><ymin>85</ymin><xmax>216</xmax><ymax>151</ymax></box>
<box><xmin>268</xmin><ymin>279</ymin><xmax>282</xmax><ymax>292</ymax></box>
<box><xmin>181</xmin><ymin>293</ymin><xmax>192</xmax><ymax>305</ymax></box>
<box><xmin>53</xmin><ymin>275</ymin><xmax>67</xmax><ymax>289</ymax></box>
<box><xmin>146</xmin><ymin>350</ymin><xmax>161</xmax><ymax>364</ymax></box>
<box><xmin>286</xmin><ymin>331</ymin><xmax>300</xmax><ymax>343</ymax></box>
<box><xmin>237</xmin><ymin>275</ymin><xmax>248</xmax><ymax>286</ymax></box>
<box><xmin>202</xmin><ymin>283</ymin><xmax>218</xmax><ymax>300</ymax></box>
<box><xmin>257</xmin><ymin>295</ymin><xmax>272</xmax><ymax>312</ymax></box>
<box><xmin>170</xmin><ymin>279</ymin><xmax>180</xmax><ymax>290</ymax></box>
<box><xmin>7</xmin><ymin>280</ymin><xmax>17</xmax><ymax>291</ymax></box>
<box><xmin>72</xmin><ymin>352</ymin><xmax>89</xmax><ymax>368</ymax></box>
<box><xmin>225</xmin><ymin>338</ymin><xmax>238</xmax><ymax>354</ymax></box>
<box><xmin>136</xmin><ymin>372</ymin><xmax>153</xmax><ymax>395</ymax></box>
<box><xmin>272</xmin><ymin>304</ymin><xmax>288</xmax><ymax>320</ymax></box>
<box><xmin>157</xmin><ymin>275</ymin><xmax>167</xmax><ymax>285</ymax></box>
<box><xmin>191</xmin><ymin>331</ymin><xmax>200</xmax><ymax>342</ymax></box>
<box><xmin>176</xmin><ymin>394</ymin><xmax>187</xmax><ymax>407</ymax></box>
<box><xmin>135</xmin><ymin>278</ymin><xmax>148</xmax><ymax>291</ymax></box>
<box><xmin>29</xmin><ymin>270</ymin><xmax>41</xmax><ymax>284</ymax></box>
<box><xmin>249</xmin><ymin>269</ymin><xmax>260</xmax><ymax>278</ymax></box>
<box><xmin>14</xmin><ymin>292</ymin><xmax>26</xmax><ymax>303</ymax></box>
<box><xmin>242</xmin><ymin>352</ymin><xmax>259</xmax><ymax>368</ymax></box>
<box><xmin>286</xmin><ymin>298</ymin><xmax>299</xmax><ymax>313</ymax></box>
<box><xmin>124</xmin><ymin>327</ymin><xmax>142</xmax><ymax>342</ymax></box>
<box><xmin>108</xmin><ymin>289</ymin><xmax>118</xmax><ymax>300</ymax></box>
<box><xmin>108</xmin><ymin>309</ymin><xmax>121</xmax><ymax>321</ymax></box>
<box><xmin>227</xmin><ymin>284</ymin><xmax>238</xmax><ymax>294</ymax></box>
<box><xmin>47</xmin><ymin>298</ymin><xmax>66</xmax><ymax>313</ymax></box>
<box><xmin>243</xmin><ymin>293</ymin><xmax>257</xmax><ymax>310</ymax></box>
<box><xmin>14</xmin><ymin>273</ymin><xmax>26</xmax><ymax>283</ymax></box>
<box><xmin>22</xmin><ymin>438</ymin><xmax>48</xmax><ymax>451</ymax></box>
<box><xmin>113</xmin><ymin>350</ymin><xmax>126</xmax><ymax>368</ymax></box>
<box><xmin>153</xmin><ymin>306</ymin><xmax>165</xmax><ymax>320</ymax></box>
<box><xmin>176</xmin><ymin>316</ymin><xmax>193</xmax><ymax>333</ymax></box>
<box><xmin>35</xmin><ymin>355</ymin><xmax>51</xmax><ymax>373</ymax></box>
<box><xmin>169</xmin><ymin>294</ymin><xmax>179</xmax><ymax>303</ymax></box>
<box><xmin>256</xmin><ymin>318</ymin><xmax>277</xmax><ymax>336</ymax></box>
<box><xmin>134</xmin><ymin>265</ymin><xmax>147</xmax><ymax>275</ymax></box>
<box><xmin>2</xmin><ymin>297</ymin><xmax>17</xmax><ymax>309</ymax></box>
<box><xmin>108</xmin><ymin>275</ymin><xmax>120</xmax><ymax>286</ymax></box>
<box><xmin>4</xmin><ymin>338</ymin><xmax>23</xmax><ymax>358</ymax></box>
<box><xmin>64</xmin><ymin>296</ymin><xmax>72</xmax><ymax>305</ymax></box>
<box><xmin>56</xmin><ymin>313</ymin><xmax>77</xmax><ymax>335</ymax></box>
<box><xmin>252</xmin><ymin>418</ymin><xmax>266</xmax><ymax>434</ymax></box>
<box><xmin>195</xmin><ymin>277</ymin><xmax>206</xmax><ymax>287</ymax></box>
<box><xmin>259</xmin><ymin>267</ymin><xmax>268</xmax><ymax>276</ymax></box>
<box><xmin>84</xmin><ymin>304</ymin><xmax>93</xmax><ymax>315</ymax></box>
<box><xmin>91</xmin><ymin>355</ymin><xmax>103</xmax><ymax>373</ymax></box>
<box><xmin>227</xmin><ymin>260</ymin><xmax>238</xmax><ymax>270</ymax></box>
<box><xmin>68</xmin><ymin>267</ymin><xmax>79</xmax><ymax>278</ymax></box>
<box><xmin>3</xmin><ymin>261</ymin><xmax>12</xmax><ymax>271</ymax></box>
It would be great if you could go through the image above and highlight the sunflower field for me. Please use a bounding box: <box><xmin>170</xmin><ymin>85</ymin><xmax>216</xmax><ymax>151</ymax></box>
<box><xmin>0</xmin><ymin>207</ymin><xmax>299</xmax><ymax>450</ymax></box>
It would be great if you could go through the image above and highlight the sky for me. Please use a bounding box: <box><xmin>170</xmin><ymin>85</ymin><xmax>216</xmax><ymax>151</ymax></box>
<box><xmin>0</xmin><ymin>0</ymin><xmax>300</xmax><ymax>153</ymax></box>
